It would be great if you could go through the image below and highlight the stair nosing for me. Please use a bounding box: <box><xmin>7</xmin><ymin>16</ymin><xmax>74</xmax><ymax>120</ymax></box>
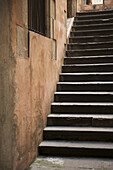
<box><xmin>67</xmin><ymin>41</ymin><xmax>113</xmax><ymax>46</ymax></box>
<box><xmin>39</xmin><ymin>141</ymin><xmax>113</xmax><ymax>149</ymax></box>
<box><xmin>64</xmin><ymin>55</ymin><xmax>113</xmax><ymax>59</ymax></box>
<box><xmin>44</xmin><ymin>126</ymin><xmax>113</xmax><ymax>132</ymax></box>
<box><xmin>55</xmin><ymin>92</ymin><xmax>113</xmax><ymax>95</ymax></box>
<box><xmin>48</xmin><ymin>114</ymin><xmax>113</xmax><ymax>119</ymax></box>
<box><xmin>66</xmin><ymin>48</ymin><xmax>113</xmax><ymax>52</ymax></box>
<box><xmin>52</xmin><ymin>102</ymin><xmax>113</xmax><ymax>106</ymax></box>
<box><xmin>72</xmin><ymin>23</ymin><xmax>113</xmax><ymax>28</ymax></box>
<box><xmin>57</xmin><ymin>82</ymin><xmax>113</xmax><ymax>85</ymax></box>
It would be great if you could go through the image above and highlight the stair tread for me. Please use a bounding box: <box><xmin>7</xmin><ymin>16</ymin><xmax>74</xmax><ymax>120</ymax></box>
<box><xmin>73</xmin><ymin>23</ymin><xmax>113</xmax><ymax>28</ymax></box>
<box><xmin>52</xmin><ymin>102</ymin><xmax>113</xmax><ymax>106</ymax></box>
<box><xmin>44</xmin><ymin>126</ymin><xmax>113</xmax><ymax>132</ymax></box>
<box><xmin>68</xmin><ymin>41</ymin><xmax>113</xmax><ymax>45</ymax></box>
<box><xmin>64</xmin><ymin>55</ymin><xmax>113</xmax><ymax>59</ymax></box>
<box><xmin>76</xmin><ymin>13</ymin><xmax>113</xmax><ymax>18</ymax></box>
<box><xmin>60</xmin><ymin>72</ymin><xmax>113</xmax><ymax>75</ymax></box>
<box><xmin>71</xmin><ymin>28</ymin><xmax>113</xmax><ymax>33</ymax></box>
<box><xmin>75</xmin><ymin>18</ymin><xmax>113</xmax><ymax>23</ymax></box>
<box><xmin>55</xmin><ymin>92</ymin><xmax>113</xmax><ymax>95</ymax></box>
<box><xmin>48</xmin><ymin>114</ymin><xmax>113</xmax><ymax>119</ymax></box>
<box><xmin>63</xmin><ymin>63</ymin><xmax>113</xmax><ymax>66</ymax></box>
<box><xmin>58</xmin><ymin>82</ymin><xmax>113</xmax><ymax>84</ymax></box>
<box><xmin>70</xmin><ymin>34</ymin><xmax>113</xmax><ymax>39</ymax></box>
<box><xmin>39</xmin><ymin>141</ymin><xmax>113</xmax><ymax>149</ymax></box>
<box><xmin>67</xmin><ymin>48</ymin><xmax>113</xmax><ymax>52</ymax></box>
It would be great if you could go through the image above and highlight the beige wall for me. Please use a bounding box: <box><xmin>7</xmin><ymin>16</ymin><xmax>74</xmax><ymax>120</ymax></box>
<box><xmin>77</xmin><ymin>0</ymin><xmax>113</xmax><ymax>11</ymax></box>
<box><xmin>0</xmin><ymin>0</ymin><xmax>67</xmax><ymax>170</ymax></box>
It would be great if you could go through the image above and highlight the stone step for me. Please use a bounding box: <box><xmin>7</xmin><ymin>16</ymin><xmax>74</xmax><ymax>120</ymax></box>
<box><xmin>54</xmin><ymin>92</ymin><xmax>113</xmax><ymax>102</ymax></box>
<box><xmin>39</xmin><ymin>141</ymin><xmax>113</xmax><ymax>158</ymax></box>
<box><xmin>47</xmin><ymin>114</ymin><xmax>113</xmax><ymax>127</ymax></box>
<box><xmin>71</xmin><ymin>29</ymin><xmax>113</xmax><ymax>37</ymax></box>
<box><xmin>59</xmin><ymin>72</ymin><xmax>113</xmax><ymax>82</ymax></box>
<box><xmin>62</xmin><ymin>63</ymin><xmax>113</xmax><ymax>73</ymax></box>
<box><xmin>57</xmin><ymin>82</ymin><xmax>113</xmax><ymax>92</ymax></box>
<box><xmin>74</xmin><ymin>18</ymin><xmax>113</xmax><ymax>26</ymax></box>
<box><xmin>66</xmin><ymin>48</ymin><xmax>113</xmax><ymax>57</ymax></box>
<box><xmin>76</xmin><ymin>10</ymin><xmax>113</xmax><ymax>16</ymax></box>
<box><xmin>43</xmin><ymin>126</ymin><xmax>113</xmax><ymax>142</ymax></box>
<box><xmin>64</xmin><ymin>56</ymin><xmax>113</xmax><ymax>64</ymax></box>
<box><xmin>69</xmin><ymin>35</ymin><xmax>113</xmax><ymax>43</ymax></box>
<box><xmin>51</xmin><ymin>102</ymin><xmax>113</xmax><ymax>114</ymax></box>
<box><xmin>72</xmin><ymin>23</ymin><xmax>113</xmax><ymax>31</ymax></box>
<box><xmin>75</xmin><ymin>13</ymin><xmax>113</xmax><ymax>21</ymax></box>
<box><xmin>67</xmin><ymin>41</ymin><xmax>113</xmax><ymax>50</ymax></box>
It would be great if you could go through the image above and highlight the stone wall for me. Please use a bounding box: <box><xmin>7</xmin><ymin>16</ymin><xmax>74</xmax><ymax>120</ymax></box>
<box><xmin>0</xmin><ymin>0</ymin><xmax>67</xmax><ymax>170</ymax></box>
<box><xmin>77</xmin><ymin>0</ymin><xmax>113</xmax><ymax>12</ymax></box>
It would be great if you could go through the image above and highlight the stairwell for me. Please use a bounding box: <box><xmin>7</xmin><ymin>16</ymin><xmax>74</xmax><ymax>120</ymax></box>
<box><xmin>39</xmin><ymin>9</ymin><xmax>113</xmax><ymax>158</ymax></box>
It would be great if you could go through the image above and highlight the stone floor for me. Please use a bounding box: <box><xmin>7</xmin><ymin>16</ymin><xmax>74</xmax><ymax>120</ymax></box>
<box><xmin>27</xmin><ymin>156</ymin><xmax>113</xmax><ymax>170</ymax></box>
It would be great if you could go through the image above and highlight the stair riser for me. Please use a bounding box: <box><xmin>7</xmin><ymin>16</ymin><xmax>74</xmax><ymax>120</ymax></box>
<box><xmin>51</xmin><ymin>105</ymin><xmax>113</xmax><ymax>114</ymax></box>
<box><xmin>72</xmin><ymin>24</ymin><xmax>113</xmax><ymax>31</ymax></box>
<box><xmin>75</xmin><ymin>14</ymin><xmax>113</xmax><ymax>21</ymax></box>
<box><xmin>64</xmin><ymin>57</ymin><xmax>113</xmax><ymax>64</ymax></box>
<box><xmin>69</xmin><ymin>36</ymin><xmax>113</xmax><ymax>43</ymax></box>
<box><xmin>54</xmin><ymin>94</ymin><xmax>113</xmax><ymax>102</ymax></box>
<box><xmin>57</xmin><ymin>84</ymin><xmax>113</xmax><ymax>92</ymax></box>
<box><xmin>67</xmin><ymin>43</ymin><xmax>113</xmax><ymax>50</ymax></box>
<box><xmin>71</xmin><ymin>30</ymin><xmax>113</xmax><ymax>37</ymax></box>
<box><xmin>60</xmin><ymin>75</ymin><xmax>113</xmax><ymax>82</ymax></box>
<box><xmin>62</xmin><ymin>65</ymin><xmax>113</xmax><ymax>73</ymax></box>
<box><xmin>66</xmin><ymin>49</ymin><xmax>113</xmax><ymax>57</ymax></box>
<box><xmin>39</xmin><ymin>147</ymin><xmax>113</xmax><ymax>158</ymax></box>
<box><xmin>43</xmin><ymin>131</ymin><xmax>113</xmax><ymax>142</ymax></box>
<box><xmin>47</xmin><ymin>117</ymin><xmax>113</xmax><ymax>127</ymax></box>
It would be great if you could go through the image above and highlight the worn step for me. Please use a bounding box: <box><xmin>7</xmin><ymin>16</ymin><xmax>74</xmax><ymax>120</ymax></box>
<box><xmin>66</xmin><ymin>48</ymin><xmax>113</xmax><ymax>57</ymax></box>
<box><xmin>51</xmin><ymin>102</ymin><xmax>113</xmax><ymax>114</ymax></box>
<box><xmin>54</xmin><ymin>92</ymin><xmax>113</xmax><ymax>102</ymax></box>
<box><xmin>72</xmin><ymin>23</ymin><xmax>113</xmax><ymax>31</ymax></box>
<box><xmin>69</xmin><ymin>35</ymin><xmax>113</xmax><ymax>43</ymax></box>
<box><xmin>74</xmin><ymin>18</ymin><xmax>113</xmax><ymax>26</ymax></box>
<box><xmin>57</xmin><ymin>82</ymin><xmax>113</xmax><ymax>92</ymax></box>
<box><xmin>60</xmin><ymin>72</ymin><xmax>113</xmax><ymax>82</ymax></box>
<box><xmin>71</xmin><ymin>29</ymin><xmax>113</xmax><ymax>37</ymax></box>
<box><xmin>64</xmin><ymin>56</ymin><xmax>113</xmax><ymax>64</ymax></box>
<box><xmin>76</xmin><ymin>10</ymin><xmax>113</xmax><ymax>16</ymax></box>
<box><xmin>67</xmin><ymin>42</ymin><xmax>113</xmax><ymax>50</ymax></box>
<box><xmin>62</xmin><ymin>63</ymin><xmax>113</xmax><ymax>73</ymax></box>
<box><xmin>75</xmin><ymin>13</ymin><xmax>113</xmax><ymax>21</ymax></box>
<box><xmin>39</xmin><ymin>141</ymin><xmax>113</xmax><ymax>158</ymax></box>
<box><xmin>47</xmin><ymin>114</ymin><xmax>113</xmax><ymax>127</ymax></box>
<box><xmin>43</xmin><ymin>126</ymin><xmax>113</xmax><ymax>142</ymax></box>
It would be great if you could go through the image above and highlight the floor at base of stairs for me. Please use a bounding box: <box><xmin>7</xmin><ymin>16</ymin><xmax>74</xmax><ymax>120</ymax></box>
<box><xmin>27</xmin><ymin>156</ymin><xmax>113</xmax><ymax>170</ymax></box>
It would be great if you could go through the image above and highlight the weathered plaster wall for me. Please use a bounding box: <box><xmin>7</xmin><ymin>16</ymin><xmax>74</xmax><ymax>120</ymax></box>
<box><xmin>0</xmin><ymin>0</ymin><xmax>66</xmax><ymax>169</ymax></box>
<box><xmin>67</xmin><ymin>0</ymin><xmax>77</xmax><ymax>18</ymax></box>
<box><xmin>78</xmin><ymin>0</ymin><xmax>113</xmax><ymax>12</ymax></box>
<box><xmin>13</xmin><ymin>0</ymin><xmax>67</xmax><ymax>170</ymax></box>
<box><xmin>0</xmin><ymin>1</ymin><xmax>16</xmax><ymax>170</ymax></box>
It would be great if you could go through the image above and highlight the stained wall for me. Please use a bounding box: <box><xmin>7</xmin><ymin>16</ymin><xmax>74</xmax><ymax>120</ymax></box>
<box><xmin>77</xmin><ymin>0</ymin><xmax>113</xmax><ymax>12</ymax></box>
<box><xmin>0</xmin><ymin>0</ymin><xmax>67</xmax><ymax>170</ymax></box>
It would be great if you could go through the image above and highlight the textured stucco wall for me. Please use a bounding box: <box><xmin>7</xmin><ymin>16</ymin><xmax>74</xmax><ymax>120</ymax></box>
<box><xmin>0</xmin><ymin>1</ymin><xmax>16</xmax><ymax>170</ymax></box>
<box><xmin>0</xmin><ymin>0</ymin><xmax>67</xmax><ymax>169</ymax></box>
<box><xmin>78</xmin><ymin>0</ymin><xmax>113</xmax><ymax>11</ymax></box>
<box><xmin>67</xmin><ymin>0</ymin><xmax>77</xmax><ymax>18</ymax></box>
<box><xmin>9</xmin><ymin>0</ymin><xmax>67</xmax><ymax>170</ymax></box>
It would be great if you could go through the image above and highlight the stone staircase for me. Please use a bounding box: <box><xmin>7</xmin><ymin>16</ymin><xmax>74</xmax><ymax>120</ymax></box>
<box><xmin>39</xmin><ymin>9</ymin><xmax>113</xmax><ymax>158</ymax></box>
